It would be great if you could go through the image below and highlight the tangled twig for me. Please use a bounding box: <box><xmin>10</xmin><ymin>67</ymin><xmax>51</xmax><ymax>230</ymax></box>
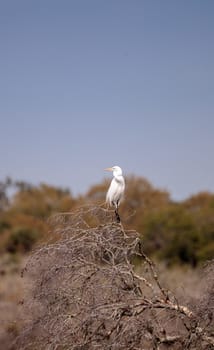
<box><xmin>14</xmin><ymin>206</ymin><xmax>214</xmax><ymax>350</ymax></box>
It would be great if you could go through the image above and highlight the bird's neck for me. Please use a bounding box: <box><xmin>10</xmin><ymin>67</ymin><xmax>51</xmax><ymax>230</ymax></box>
<box><xmin>114</xmin><ymin>174</ymin><xmax>123</xmax><ymax>182</ymax></box>
<box><xmin>113</xmin><ymin>170</ymin><xmax>122</xmax><ymax>178</ymax></box>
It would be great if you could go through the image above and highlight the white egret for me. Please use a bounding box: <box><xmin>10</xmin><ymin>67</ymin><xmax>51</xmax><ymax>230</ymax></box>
<box><xmin>105</xmin><ymin>166</ymin><xmax>125</xmax><ymax>223</ymax></box>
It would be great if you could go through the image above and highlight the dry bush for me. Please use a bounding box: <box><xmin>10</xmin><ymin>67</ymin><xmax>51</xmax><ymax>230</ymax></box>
<box><xmin>14</xmin><ymin>206</ymin><xmax>214</xmax><ymax>350</ymax></box>
<box><xmin>0</xmin><ymin>255</ymin><xmax>27</xmax><ymax>350</ymax></box>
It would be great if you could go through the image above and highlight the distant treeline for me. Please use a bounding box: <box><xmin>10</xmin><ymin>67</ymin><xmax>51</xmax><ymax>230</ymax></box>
<box><xmin>0</xmin><ymin>176</ymin><xmax>214</xmax><ymax>266</ymax></box>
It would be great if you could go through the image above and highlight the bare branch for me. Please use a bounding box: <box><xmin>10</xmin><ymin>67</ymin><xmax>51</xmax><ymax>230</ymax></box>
<box><xmin>14</xmin><ymin>206</ymin><xmax>214</xmax><ymax>350</ymax></box>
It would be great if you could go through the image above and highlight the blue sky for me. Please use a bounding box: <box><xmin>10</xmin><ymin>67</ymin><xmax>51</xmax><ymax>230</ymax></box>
<box><xmin>1</xmin><ymin>0</ymin><xmax>214</xmax><ymax>200</ymax></box>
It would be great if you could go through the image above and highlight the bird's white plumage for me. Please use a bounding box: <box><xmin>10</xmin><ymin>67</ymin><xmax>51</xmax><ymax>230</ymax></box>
<box><xmin>105</xmin><ymin>166</ymin><xmax>125</xmax><ymax>208</ymax></box>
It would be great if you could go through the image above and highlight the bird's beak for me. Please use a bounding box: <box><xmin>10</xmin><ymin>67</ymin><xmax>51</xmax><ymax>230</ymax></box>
<box><xmin>104</xmin><ymin>167</ymin><xmax>113</xmax><ymax>171</ymax></box>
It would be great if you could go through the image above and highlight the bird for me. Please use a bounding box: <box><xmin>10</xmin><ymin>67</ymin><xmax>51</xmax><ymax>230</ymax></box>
<box><xmin>105</xmin><ymin>166</ymin><xmax>125</xmax><ymax>223</ymax></box>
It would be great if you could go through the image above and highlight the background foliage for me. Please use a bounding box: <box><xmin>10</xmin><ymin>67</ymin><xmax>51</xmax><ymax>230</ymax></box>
<box><xmin>0</xmin><ymin>176</ymin><xmax>214</xmax><ymax>265</ymax></box>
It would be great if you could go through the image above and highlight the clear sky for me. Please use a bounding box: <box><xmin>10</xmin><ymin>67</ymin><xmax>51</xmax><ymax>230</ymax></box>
<box><xmin>1</xmin><ymin>0</ymin><xmax>214</xmax><ymax>200</ymax></box>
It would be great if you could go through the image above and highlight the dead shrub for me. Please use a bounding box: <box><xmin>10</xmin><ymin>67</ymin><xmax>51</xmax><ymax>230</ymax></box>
<box><xmin>14</xmin><ymin>206</ymin><xmax>214</xmax><ymax>350</ymax></box>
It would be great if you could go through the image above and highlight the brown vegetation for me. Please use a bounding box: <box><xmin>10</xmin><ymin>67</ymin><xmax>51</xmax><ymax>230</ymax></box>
<box><xmin>12</xmin><ymin>206</ymin><xmax>214</xmax><ymax>350</ymax></box>
<box><xmin>0</xmin><ymin>176</ymin><xmax>214</xmax><ymax>349</ymax></box>
<box><xmin>0</xmin><ymin>176</ymin><xmax>214</xmax><ymax>266</ymax></box>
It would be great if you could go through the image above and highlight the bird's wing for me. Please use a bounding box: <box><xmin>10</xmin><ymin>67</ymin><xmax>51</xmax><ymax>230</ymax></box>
<box><xmin>106</xmin><ymin>178</ymin><xmax>125</xmax><ymax>206</ymax></box>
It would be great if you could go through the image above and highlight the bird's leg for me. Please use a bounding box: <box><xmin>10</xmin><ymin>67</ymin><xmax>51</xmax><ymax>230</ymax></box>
<box><xmin>114</xmin><ymin>202</ymin><xmax>128</xmax><ymax>237</ymax></box>
<box><xmin>114</xmin><ymin>201</ymin><xmax>120</xmax><ymax>223</ymax></box>
<box><xmin>115</xmin><ymin>207</ymin><xmax>121</xmax><ymax>223</ymax></box>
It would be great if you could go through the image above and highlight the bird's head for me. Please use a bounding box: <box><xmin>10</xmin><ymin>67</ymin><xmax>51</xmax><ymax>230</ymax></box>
<box><xmin>105</xmin><ymin>166</ymin><xmax>123</xmax><ymax>176</ymax></box>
